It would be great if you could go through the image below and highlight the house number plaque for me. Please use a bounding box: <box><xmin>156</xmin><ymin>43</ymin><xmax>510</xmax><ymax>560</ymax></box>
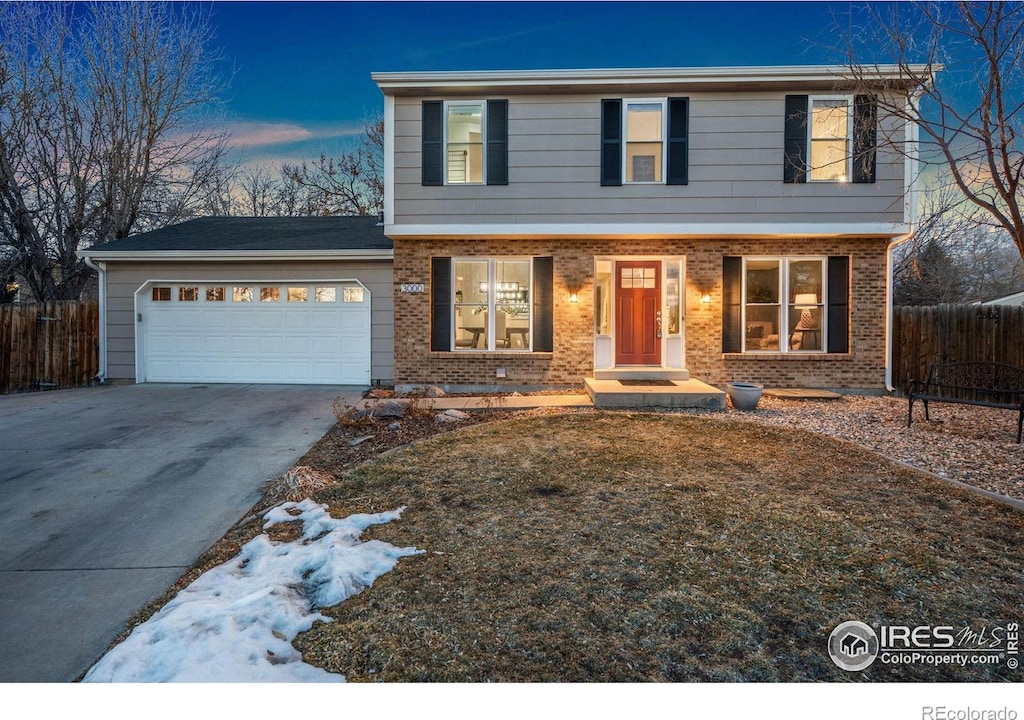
<box><xmin>400</xmin><ymin>283</ymin><xmax>425</xmax><ymax>293</ymax></box>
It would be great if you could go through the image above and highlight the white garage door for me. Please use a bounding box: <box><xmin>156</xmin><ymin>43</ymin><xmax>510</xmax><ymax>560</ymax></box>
<box><xmin>140</xmin><ymin>282</ymin><xmax>370</xmax><ymax>384</ymax></box>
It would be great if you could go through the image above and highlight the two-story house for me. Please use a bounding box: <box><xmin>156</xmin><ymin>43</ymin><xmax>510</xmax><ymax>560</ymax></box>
<box><xmin>373</xmin><ymin>65</ymin><xmax>931</xmax><ymax>395</ymax></box>
<box><xmin>81</xmin><ymin>65</ymin><xmax>930</xmax><ymax>394</ymax></box>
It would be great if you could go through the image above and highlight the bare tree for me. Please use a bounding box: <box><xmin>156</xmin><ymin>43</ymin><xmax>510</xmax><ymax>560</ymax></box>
<box><xmin>895</xmin><ymin>177</ymin><xmax>1024</xmax><ymax>304</ymax></box>
<box><xmin>273</xmin><ymin>170</ymin><xmax>319</xmax><ymax>217</ymax></box>
<box><xmin>237</xmin><ymin>165</ymin><xmax>279</xmax><ymax>217</ymax></box>
<box><xmin>830</xmin><ymin>1</ymin><xmax>1024</xmax><ymax>260</ymax></box>
<box><xmin>0</xmin><ymin>2</ymin><xmax>228</xmax><ymax>301</ymax></box>
<box><xmin>281</xmin><ymin>115</ymin><xmax>384</xmax><ymax>216</ymax></box>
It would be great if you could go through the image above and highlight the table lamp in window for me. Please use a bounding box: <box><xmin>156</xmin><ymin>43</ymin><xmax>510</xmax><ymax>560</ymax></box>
<box><xmin>794</xmin><ymin>293</ymin><xmax>818</xmax><ymax>330</ymax></box>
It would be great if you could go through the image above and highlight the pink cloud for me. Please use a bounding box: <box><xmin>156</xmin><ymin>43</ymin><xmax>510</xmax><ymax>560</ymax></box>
<box><xmin>220</xmin><ymin>121</ymin><xmax>366</xmax><ymax>150</ymax></box>
<box><xmin>224</xmin><ymin>122</ymin><xmax>315</xmax><ymax>149</ymax></box>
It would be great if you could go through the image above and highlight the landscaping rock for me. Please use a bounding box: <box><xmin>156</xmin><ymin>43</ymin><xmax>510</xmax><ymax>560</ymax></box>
<box><xmin>425</xmin><ymin>386</ymin><xmax>446</xmax><ymax>398</ymax></box>
<box><xmin>371</xmin><ymin>400</ymin><xmax>407</xmax><ymax>419</ymax></box>
<box><xmin>349</xmin><ymin>435</ymin><xmax>374</xmax><ymax>447</ymax></box>
<box><xmin>387</xmin><ymin>422</ymin><xmax>401</xmax><ymax>431</ymax></box>
<box><xmin>443</xmin><ymin>409</ymin><xmax>470</xmax><ymax>420</ymax></box>
<box><xmin>434</xmin><ymin>413</ymin><xmax>459</xmax><ymax>423</ymax></box>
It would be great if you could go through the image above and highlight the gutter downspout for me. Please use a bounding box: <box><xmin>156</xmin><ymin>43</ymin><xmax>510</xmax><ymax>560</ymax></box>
<box><xmin>885</xmin><ymin>232</ymin><xmax>913</xmax><ymax>393</ymax></box>
<box><xmin>886</xmin><ymin>89</ymin><xmax>923</xmax><ymax>393</ymax></box>
<box><xmin>82</xmin><ymin>255</ymin><xmax>107</xmax><ymax>384</ymax></box>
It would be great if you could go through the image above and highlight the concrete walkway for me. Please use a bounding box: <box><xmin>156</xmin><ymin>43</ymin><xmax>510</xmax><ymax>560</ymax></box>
<box><xmin>356</xmin><ymin>393</ymin><xmax>593</xmax><ymax>412</ymax></box>
<box><xmin>0</xmin><ymin>383</ymin><xmax>361</xmax><ymax>682</ymax></box>
<box><xmin>419</xmin><ymin>394</ymin><xmax>593</xmax><ymax>410</ymax></box>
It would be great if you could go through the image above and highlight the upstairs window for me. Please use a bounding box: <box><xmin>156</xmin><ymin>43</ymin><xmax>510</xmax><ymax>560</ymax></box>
<box><xmin>422</xmin><ymin>100</ymin><xmax>508</xmax><ymax>186</ymax></box>
<box><xmin>784</xmin><ymin>94</ymin><xmax>876</xmax><ymax>184</ymax></box>
<box><xmin>625</xmin><ymin>100</ymin><xmax>665</xmax><ymax>183</ymax></box>
<box><xmin>602</xmin><ymin>97</ymin><xmax>688</xmax><ymax>186</ymax></box>
<box><xmin>809</xmin><ymin>97</ymin><xmax>852</xmax><ymax>182</ymax></box>
<box><xmin>446</xmin><ymin>103</ymin><xmax>484</xmax><ymax>184</ymax></box>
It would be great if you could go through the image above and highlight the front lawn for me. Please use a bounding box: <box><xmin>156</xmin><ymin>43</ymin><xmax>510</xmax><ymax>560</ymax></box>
<box><xmin>295</xmin><ymin>412</ymin><xmax>1022</xmax><ymax>682</ymax></box>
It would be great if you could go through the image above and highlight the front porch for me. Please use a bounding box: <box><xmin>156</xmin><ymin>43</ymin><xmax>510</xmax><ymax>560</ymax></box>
<box><xmin>584</xmin><ymin>368</ymin><xmax>726</xmax><ymax>409</ymax></box>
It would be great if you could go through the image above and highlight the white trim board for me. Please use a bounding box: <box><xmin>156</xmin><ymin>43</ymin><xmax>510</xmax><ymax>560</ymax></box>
<box><xmin>385</xmin><ymin>222</ymin><xmax>909</xmax><ymax>240</ymax></box>
<box><xmin>81</xmin><ymin>249</ymin><xmax>393</xmax><ymax>262</ymax></box>
<box><xmin>373</xmin><ymin>65</ymin><xmax>939</xmax><ymax>94</ymax></box>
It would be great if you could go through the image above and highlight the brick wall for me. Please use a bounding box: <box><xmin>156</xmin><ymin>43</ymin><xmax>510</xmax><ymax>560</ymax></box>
<box><xmin>393</xmin><ymin>237</ymin><xmax>890</xmax><ymax>391</ymax></box>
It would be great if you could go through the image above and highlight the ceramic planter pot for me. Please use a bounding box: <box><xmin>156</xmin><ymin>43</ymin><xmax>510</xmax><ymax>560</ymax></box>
<box><xmin>726</xmin><ymin>381</ymin><xmax>763</xmax><ymax>411</ymax></box>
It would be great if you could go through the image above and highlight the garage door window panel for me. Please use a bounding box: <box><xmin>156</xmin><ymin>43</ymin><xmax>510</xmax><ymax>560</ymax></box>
<box><xmin>288</xmin><ymin>287</ymin><xmax>308</xmax><ymax>302</ymax></box>
<box><xmin>260</xmin><ymin>287</ymin><xmax>281</xmax><ymax>302</ymax></box>
<box><xmin>233</xmin><ymin>287</ymin><xmax>254</xmax><ymax>303</ymax></box>
<box><xmin>206</xmin><ymin>287</ymin><xmax>225</xmax><ymax>302</ymax></box>
<box><xmin>152</xmin><ymin>287</ymin><xmax>171</xmax><ymax>301</ymax></box>
<box><xmin>179</xmin><ymin>287</ymin><xmax>199</xmax><ymax>302</ymax></box>
<box><xmin>315</xmin><ymin>287</ymin><xmax>336</xmax><ymax>303</ymax></box>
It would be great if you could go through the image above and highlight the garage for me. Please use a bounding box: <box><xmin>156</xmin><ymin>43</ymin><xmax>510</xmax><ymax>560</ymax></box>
<box><xmin>81</xmin><ymin>216</ymin><xmax>394</xmax><ymax>386</ymax></box>
<box><xmin>140</xmin><ymin>280</ymin><xmax>371</xmax><ymax>384</ymax></box>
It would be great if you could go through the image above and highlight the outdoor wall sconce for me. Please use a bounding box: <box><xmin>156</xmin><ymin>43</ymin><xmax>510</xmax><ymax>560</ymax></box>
<box><xmin>700</xmin><ymin>293</ymin><xmax>712</xmax><ymax>304</ymax></box>
<box><xmin>569</xmin><ymin>292</ymin><xmax>579</xmax><ymax>303</ymax></box>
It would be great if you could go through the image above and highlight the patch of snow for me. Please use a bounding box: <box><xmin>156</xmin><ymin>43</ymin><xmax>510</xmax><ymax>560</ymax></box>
<box><xmin>83</xmin><ymin>499</ymin><xmax>422</xmax><ymax>683</ymax></box>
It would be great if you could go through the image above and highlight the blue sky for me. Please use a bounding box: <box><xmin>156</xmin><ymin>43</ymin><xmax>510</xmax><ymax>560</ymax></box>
<box><xmin>210</xmin><ymin>1</ymin><xmax>881</xmax><ymax>166</ymax></box>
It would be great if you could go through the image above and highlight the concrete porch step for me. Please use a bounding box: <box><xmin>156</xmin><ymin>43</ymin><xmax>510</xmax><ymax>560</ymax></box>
<box><xmin>592</xmin><ymin>367</ymin><xmax>691</xmax><ymax>381</ymax></box>
<box><xmin>584</xmin><ymin>377</ymin><xmax>726</xmax><ymax>409</ymax></box>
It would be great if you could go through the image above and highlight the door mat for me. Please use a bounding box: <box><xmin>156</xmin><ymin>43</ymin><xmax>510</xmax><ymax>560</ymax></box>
<box><xmin>618</xmin><ymin>379</ymin><xmax>677</xmax><ymax>387</ymax></box>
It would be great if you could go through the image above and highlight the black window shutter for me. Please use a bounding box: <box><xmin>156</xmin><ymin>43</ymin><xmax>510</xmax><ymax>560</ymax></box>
<box><xmin>486</xmin><ymin>99</ymin><xmax>508</xmax><ymax>186</ymax></box>
<box><xmin>532</xmin><ymin>257</ymin><xmax>554</xmax><ymax>352</ymax></box>
<box><xmin>600</xmin><ymin>99</ymin><xmax>622</xmax><ymax>186</ymax></box>
<box><xmin>667</xmin><ymin>97</ymin><xmax>689</xmax><ymax>186</ymax></box>
<box><xmin>853</xmin><ymin>95</ymin><xmax>877</xmax><ymax>184</ymax></box>
<box><xmin>431</xmin><ymin>257</ymin><xmax>451</xmax><ymax>351</ymax></box>
<box><xmin>722</xmin><ymin>257</ymin><xmax>743</xmax><ymax>352</ymax></box>
<box><xmin>827</xmin><ymin>256</ymin><xmax>850</xmax><ymax>353</ymax></box>
<box><xmin>783</xmin><ymin>95</ymin><xmax>808</xmax><ymax>183</ymax></box>
<box><xmin>421</xmin><ymin>101</ymin><xmax>443</xmax><ymax>186</ymax></box>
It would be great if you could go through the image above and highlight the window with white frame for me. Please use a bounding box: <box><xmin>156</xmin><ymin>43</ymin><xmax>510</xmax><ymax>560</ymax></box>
<box><xmin>809</xmin><ymin>96</ymin><xmax>852</xmax><ymax>182</ymax></box>
<box><xmin>452</xmin><ymin>258</ymin><xmax>531</xmax><ymax>351</ymax></box>
<box><xmin>446</xmin><ymin>102</ymin><xmax>484</xmax><ymax>184</ymax></box>
<box><xmin>744</xmin><ymin>258</ymin><xmax>826</xmax><ymax>352</ymax></box>
<box><xmin>624</xmin><ymin>99</ymin><xmax>666</xmax><ymax>183</ymax></box>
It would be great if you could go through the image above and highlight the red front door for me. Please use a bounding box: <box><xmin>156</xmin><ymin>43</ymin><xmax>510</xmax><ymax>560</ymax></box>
<box><xmin>615</xmin><ymin>261</ymin><xmax>661</xmax><ymax>365</ymax></box>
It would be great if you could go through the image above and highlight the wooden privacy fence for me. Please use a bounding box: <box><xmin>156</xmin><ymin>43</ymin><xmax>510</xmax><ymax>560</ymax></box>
<box><xmin>891</xmin><ymin>304</ymin><xmax>1024</xmax><ymax>394</ymax></box>
<box><xmin>0</xmin><ymin>301</ymin><xmax>100</xmax><ymax>394</ymax></box>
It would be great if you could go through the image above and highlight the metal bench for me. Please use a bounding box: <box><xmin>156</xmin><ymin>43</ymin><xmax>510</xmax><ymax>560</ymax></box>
<box><xmin>907</xmin><ymin>361</ymin><xmax>1024</xmax><ymax>443</ymax></box>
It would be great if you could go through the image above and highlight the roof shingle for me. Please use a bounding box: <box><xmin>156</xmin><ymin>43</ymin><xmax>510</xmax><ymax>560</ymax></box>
<box><xmin>87</xmin><ymin>216</ymin><xmax>390</xmax><ymax>253</ymax></box>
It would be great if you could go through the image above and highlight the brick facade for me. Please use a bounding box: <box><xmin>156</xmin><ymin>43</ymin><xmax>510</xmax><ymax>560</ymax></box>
<box><xmin>393</xmin><ymin>237</ymin><xmax>890</xmax><ymax>391</ymax></box>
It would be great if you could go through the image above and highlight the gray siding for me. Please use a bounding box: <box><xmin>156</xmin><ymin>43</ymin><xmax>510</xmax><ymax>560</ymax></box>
<box><xmin>102</xmin><ymin>260</ymin><xmax>393</xmax><ymax>383</ymax></box>
<box><xmin>393</xmin><ymin>92</ymin><xmax>907</xmax><ymax>227</ymax></box>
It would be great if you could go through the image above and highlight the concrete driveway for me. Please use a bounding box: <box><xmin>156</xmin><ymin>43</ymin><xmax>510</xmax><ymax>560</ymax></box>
<box><xmin>0</xmin><ymin>383</ymin><xmax>361</xmax><ymax>682</ymax></box>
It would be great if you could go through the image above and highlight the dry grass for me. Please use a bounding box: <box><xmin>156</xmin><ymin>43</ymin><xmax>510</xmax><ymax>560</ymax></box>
<box><xmin>258</xmin><ymin>466</ymin><xmax>336</xmax><ymax>511</ymax></box>
<box><xmin>294</xmin><ymin>411</ymin><xmax>1023</xmax><ymax>682</ymax></box>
